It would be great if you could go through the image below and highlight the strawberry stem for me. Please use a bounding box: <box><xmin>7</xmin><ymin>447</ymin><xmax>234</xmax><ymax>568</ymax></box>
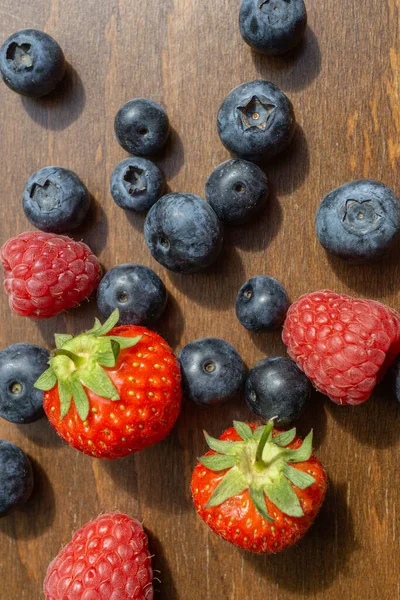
<box><xmin>52</xmin><ymin>349</ymin><xmax>86</xmax><ymax>368</ymax></box>
<box><xmin>255</xmin><ymin>420</ymin><xmax>275</xmax><ymax>467</ymax></box>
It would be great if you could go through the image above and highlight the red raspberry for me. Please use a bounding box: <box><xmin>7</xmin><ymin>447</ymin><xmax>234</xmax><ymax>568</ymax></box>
<box><xmin>43</xmin><ymin>513</ymin><xmax>154</xmax><ymax>600</ymax></box>
<box><xmin>282</xmin><ymin>290</ymin><xmax>400</xmax><ymax>405</ymax></box>
<box><xmin>1</xmin><ymin>231</ymin><xmax>101</xmax><ymax>319</ymax></box>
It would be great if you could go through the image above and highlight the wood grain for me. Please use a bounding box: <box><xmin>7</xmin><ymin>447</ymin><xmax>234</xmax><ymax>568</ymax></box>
<box><xmin>1</xmin><ymin>0</ymin><xmax>400</xmax><ymax>598</ymax></box>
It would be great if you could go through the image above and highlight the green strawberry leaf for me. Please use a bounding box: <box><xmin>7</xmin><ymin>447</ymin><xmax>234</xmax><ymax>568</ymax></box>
<box><xmin>34</xmin><ymin>368</ymin><xmax>57</xmax><ymax>391</ymax></box>
<box><xmin>90</xmin><ymin>310</ymin><xmax>120</xmax><ymax>337</ymax></box>
<box><xmin>253</xmin><ymin>426</ymin><xmax>266</xmax><ymax>440</ymax></box>
<box><xmin>206</xmin><ymin>467</ymin><xmax>247</xmax><ymax>508</ymax></box>
<box><xmin>79</xmin><ymin>363</ymin><xmax>120</xmax><ymax>401</ymax></box>
<box><xmin>199</xmin><ymin>454</ymin><xmax>236</xmax><ymax>471</ymax></box>
<box><xmin>59</xmin><ymin>381</ymin><xmax>72</xmax><ymax>418</ymax></box>
<box><xmin>274</xmin><ymin>428</ymin><xmax>297</xmax><ymax>447</ymax></box>
<box><xmin>284</xmin><ymin>431</ymin><xmax>313</xmax><ymax>464</ymax></box>
<box><xmin>249</xmin><ymin>488</ymin><xmax>274</xmax><ymax>522</ymax></box>
<box><xmin>108</xmin><ymin>335</ymin><xmax>142</xmax><ymax>350</ymax></box>
<box><xmin>204</xmin><ymin>431</ymin><xmax>240</xmax><ymax>456</ymax></box>
<box><xmin>95</xmin><ymin>338</ymin><xmax>119</xmax><ymax>368</ymax></box>
<box><xmin>233</xmin><ymin>421</ymin><xmax>253</xmax><ymax>441</ymax></box>
<box><xmin>86</xmin><ymin>317</ymin><xmax>103</xmax><ymax>335</ymax></box>
<box><xmin>69</xmin><ymin>380</ymin><xmax>90</xmax><ymax>421</ymax></box>
<box><xmin>54</xmin><ymin>334</ymin><xmax>73</xmax><ymax>349</ymax></box>
<box><xmin>264</xmin><ymin>474</ymin><xmax>304</xmax><ymax>517</ymax></box>
<box><xmin>283</xmin><ymin>465</ymin><xmax>316</xmax><ymax>490</ymax></box>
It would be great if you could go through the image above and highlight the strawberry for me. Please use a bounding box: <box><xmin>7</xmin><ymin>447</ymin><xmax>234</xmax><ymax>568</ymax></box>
<box><xmin>43</xmin><ymin>513</ymin><xmax>154</xmax><ymax>600</ymax></box>
<box><xmin>282</xmin><ymin>290</ymin><xmax>400</xmax><ymax>405</ymax></box>
<box><xmin>35</xmin><ymin>310</ymin><xmax>182</xmax><ymax>458</ymax></box>
<box><xmin>191</xmin><ymin>420</ymin><xmax>327</xmax><ymax>554</ymax></box>
<box><xmin>1</xmin><ymin>231</ymin><xmax>102</xmax><ymax>319</ymax></box>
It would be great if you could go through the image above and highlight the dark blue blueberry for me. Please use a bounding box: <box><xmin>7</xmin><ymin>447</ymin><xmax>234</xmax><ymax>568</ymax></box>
<box><xmin>245</xmin><ymin>357</ymin><xmax>310</xmax><ymax>425</ymax></box>
<box><xmin>179</xmin><ymin>338</ymin><xmax>246</xmax><ymax>406</ymax></box>
<box><xmin>392</xmin><ymin>357</ymin><xmax>400</xmax><ymax>403</ymax></box>
<box><xmin>217</xmin><ymin>80</ymin><xmax>296</xmax><ymax>161</ymax></box>
<box><xmin>0</xmin><ymin>29</ymin><xmax>65</xmax><ymax>97</ymax></box>
<box><xmin>144</xmin><ymin>193</ymin><xmax>223</xmax><ymax>274</ymax></box>
<box><xmin>0</xmin><ymin>440</ymin><xmax>33</xmax><ymax>515</ymax></box>
<box><xmin>236</xmin><ymin>276</ymin><xmax>289</xmax><ymax>331</ymax></box>
<box><xmin>0</xmin><ymin>343</ymin><xmax>49</xmax><ymax>424</ymax></box>
<box><xmin>316</xmin><ymin>180</ymin><xmax>400</xmax><ymax>263</ymax></box>
<box><xmin>23</xmin><ymin>166</ymin><xmax>90</xmax><ymax>233</ymax></box>
<box><xmin>97</xmin><ymin>264</ymin><xmax>167</xmax><ymax>326</ymax></box>
<box><xmin>205</xmin><ymin>159</ymin><xmax>269</xmax><ymax>224</ymax></box>
<box><xmin>110</xmin><ymin>157</ymin><xmax>165</xmax><ymax>212</ymax></box>
<box><xmin>239</xmin><ymin>0</ymin><xmax>307</xmax><ymax>56</ymax></box>
<box><xmin>114</xmin><ymin>99</ymin><xmax>170</xmax><ymax>157</ymax></box>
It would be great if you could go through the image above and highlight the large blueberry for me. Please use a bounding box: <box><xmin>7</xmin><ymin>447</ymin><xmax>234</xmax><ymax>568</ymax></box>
<box><xmin>0</xmin><ymin>343</ymin><xmax>49</xmax><ymax>424</ymax></box>
<box><xmin>239</xmin><ymin>0</ymin><xmax>307</xmax><ymax>56</ymax></box>
<box><xmin>316</xmin><ymin>180</ymin><xmax>400</xmax><ymax>263</ymax></box>
<box><xmin>0</xmin><ymin>29</ymin><xmax>65</xmax><ymax>97</ymax></box>
<box><xmin>245</xmin><ymin>357</ymin><xmax>310</xmax><ymax>425</ymax></box>
<box><xmin>179</xmin><ymin>338</ymin><xmax>246</xmax><ymax>406</ymax></box>
<box><xmin>236</xmin><ymin>276</ymin><xmax>289</xmax><ymax>331</ymax></box>
<box><xmin>0</xmin><ymin>440</ymin><xmax>34</xmax><ymax>515</ymax></box>
<box><xmin>144</xmin><ymin>193</ymin><xmax>223</xmax><ymax>274</ymax></box>
<box><xmin>23</xmin><ymin>166</ymin><xmax>90</xmax><ymax>233</ymax></box>
<box><xmin>114</xmin><ymin>99</ymin><xmax>170</xmax><ymax>157</ymax></box>
<box><xmin>217</xmin><ymin>80</ymin><xmax>295</xmax><ymax>161</ymax></box>
<box><xmin>110</xmin><ymin>157</ymin><xmax>165</xmax><ymax>212</ymax></box>
<box><xmin>97</xmin><ymin>264</ymin><xmax>167</xmax><ymax>326</ymax></box>
<box><xmin>205</xmin><ymin>159</ymin><xmax>269</xmax><ymax>224</ymax></box>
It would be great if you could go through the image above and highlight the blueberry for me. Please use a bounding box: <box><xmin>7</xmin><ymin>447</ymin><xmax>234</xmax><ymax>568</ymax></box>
<box><xmin>392</xmin><ymin>357</ymin><xmax>400</xmax><ymax>403</ymax></box>
<box><xmin>316</xmin><ymin>180</ymin><xmax>400</xmax><ymax>263</ymax></box>
<box><xmin>0</xmin><ymin>440</ymin><xmax>33</xmax><ymax>515</ymax></box>
<box><xmin>23</xmin><ymin>166</ymin><xmax>90</xmax><ymax>233</ymax></box>
<box><xmin>144</xmin><ymin>193</ymin><xmax>223</xmax><ymax>274</ymax></box>
<box><xmin>236</xmin><ymin>276</ymin><xmax>289</xmax><ymax>332</ymax></box>
<box><xmin>239</xmin><ymin>0</ymin><xmax>307</xmax><ymax>56</ymax></box>
<box><xmin>205</xmin><ymin>159</ymin><xmax>269</xmax><ymax>224</ymax></box>
<box><xmin>179</xmin><ymin>338</ymin><xmax>246</xmax><ymax>406</ymax></box>
<box><xmin>110</xmin><ymin>157</ymin><xmax>165</xmax><ymax>212</ymax></box>
<box><xmin>97</xmin><ymin>264</ymin><xmax>167</xmax><ymax>326</ymax></box>
<box><xmin>0</xmin><ymin>343</ymin><xmax>49</xmax><ymax>424</ymax></box>
<box><xmin>245</xmin><ymin>357</ymin><xmax>310</xmax><ymax>425</ymax></box>
<box><xmin>114</xmin><ymin>99</ymin><xmax>170</xmax><ymax>157</ymax></box>
<box><xmin>0</xmin><ymin>29</ymin><xmax>65</xmax><ymax>97</ymax></box>
<box><xmin>217</xmin><ymin>80</ymin><xmax>295</xmax><ymax>161</ymax></box>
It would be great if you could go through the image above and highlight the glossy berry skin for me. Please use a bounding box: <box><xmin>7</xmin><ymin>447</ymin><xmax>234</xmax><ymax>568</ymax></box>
<box><xmin>205</xmin><ymin>159</ymin><xmax>269</xmax><ymax>224</ymax></box>
<box><xmin>0</xmin><ymin>29</ymin><xmax>65</xmax><ymax>97</ymax></box>
<box><xmin>0</xmin><ymin>439</ymin><xmax>33</xmax><ymax>516</ymax></box>
<box><xmin>239</xmin><ymin>0</ymin><xmax>307</xmax><ymax>56</ymax></box>
<box><xmin>217</xmin><ymin>80</ymin><xmax>295</xmax><ymax>161</ymax></box>
<box><xmin>111</xmin><ymin>157</ymin><xmax>165</xmax><ymax>213</ymax></box>
<box><xmin>97</xmin><ymin>264</ymin><xmax>167</xmax><ymax>326</ymax></box>
<box><xmin>316</xmin><ymin>180</ymin><xmax>400</xmax><ymax>263</ymax></box>
<box><xmin>236</xmin><ymin>276</ymin><xmax>289</xmax><ymax>331</ymax></box>
<box><xmin>144</xmin><ymin>193</ymin><xmax>223</xmax><ymax>274</ymax></box>
<box><xmin>282</xmin><ymin>290</ymin><xmax>400</xmax><ymax>405</ymax></box>
<box><xmin>115</xmin><ymin>99</ymin><xmax>170</xmax><ymax>157</ymax></box>
<box><xmin>43</xmin><ymin>513</ymin><xmax>154</xmax><ymax>600</ymax></box>
<box><xmin>0</xmin><ymin>343</ymin><xmax>49</xmax><ymax>424</ymax></box>
<box><xmin>191</xmin><ymin>424</ymin><xmax>327</xmax><ymax>554</ymax></box>
<box><xmin>1</xmin><ymin>232</ymin><xmax>101</xmax><ymax>319</ymax></box>
<box><xmin>179</xmin><ymin>338</ymin><xmax>246</xmax><ymax>406</ymax></box>
<box><xmin>246</xmin><ymin>357</ymin><xmax>310</xmax><ymax>425</ymax></box>
<box><xmin>23</xmin><ymin>166</ymin><xmax>90</xmax><ymax>233</ymax></box>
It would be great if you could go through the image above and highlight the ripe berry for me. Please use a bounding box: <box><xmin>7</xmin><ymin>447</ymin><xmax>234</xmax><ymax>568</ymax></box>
<box><xmin>1</xmin><ymin>231</ymin><xmax>101</xmax><ymax>319</ymax></box>
<box><xmin>205</xmin><ymin>159</ymin><xmax>269</xmax><ymax>224</ymax></box>
<box><xmin>245</xmin><ymin>357</ymin><xmax>310</xmax><ymax>424</ymax></box>
<box><xmin>316</xmin><ymin>180</ymin><xmax>400</xmax><ymax>263</ymax></box>
<box><xmin>0</xmin><ymin>343</ymin><xmax>49</xmax><ymax>424</ymax></box>
<box><xmin>236</xmin><ymin>276</ymin><xmax>289</xmax><ymax>331</ymax></box>
<box><xmin>144</xmin><ymin>193</ymin><xmax>223</xmax><ymax>274</ymax></box>
<box><xmin>115</xmin><ymin>98</ymin><xmax>170</xmax><ymax>157</ymax></box>
<box><xmin>97</xmin><ymin>264</ymin><xmax>167</xmax><ymax>326</ymax></box>
<box><xmin>179</xmin><ymin>338</ymin><xmax>246</xmax><ymax>406</ymax></box>
<box><xmin>23</xmin><ymin>166</ymin><xmax>90</xmax><ymax>233</ymax></box>
<box><xmin>0</xmin><ymin>440</ymin><xmax>33</xmax><ymax>516</ymax></box>
<box><xmin>0</xmin><ymin>29</ymin><xmax>65</xmax><ymax>97</ymax></box>
<box><xmin>111</xmin><ymin>157</ymin><xmax>165</xmax><ymax>212</ymax></box>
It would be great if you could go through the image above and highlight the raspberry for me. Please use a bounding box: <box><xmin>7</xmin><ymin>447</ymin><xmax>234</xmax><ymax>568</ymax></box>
<box><xmin>282</xmin><ymin>290</ymin><xmax>400</xmax><ymax>405</ymax></box>
<box><xmin>1</xmin><ymin>231</ymin><xmax>101</xmax><ymax>319</ymax></box>
<box><xmin>43</xmin><ymin>513</ymin><xmax>154</xmax><ymax>600</ymax></box>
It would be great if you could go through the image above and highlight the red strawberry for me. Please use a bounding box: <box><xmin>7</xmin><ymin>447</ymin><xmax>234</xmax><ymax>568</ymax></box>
<box><xmin>35</xmin><ymin>310</ymin><xmax>182</xmax><ymax>458</ymax></box>
<box><xmin>191</xmin><ymin>421</ymin><xmax>327</xmax><ymax>554</ymax></box>
<box><xmin>282</xmin><ymin>290</ymin><xmax>400</xmax><ymax>405</ymax></box>
<box><xmin>43</xmin><ymin>513</ymin><xmax>154</xmax><ymax>600</ymax></box>
<box><xmin>0</xmin><ymin>231</ymin><xmax>101</xmax><ymax>319</ymax></box>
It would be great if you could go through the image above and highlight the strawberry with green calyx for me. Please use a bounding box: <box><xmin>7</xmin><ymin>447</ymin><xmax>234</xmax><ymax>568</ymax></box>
<box><xmin>35</xmin><ymin>310</ymin><xmax>182</xmax><ymax>459</ymax></box>
<box><xmin>191</xmin><ymin>420</ymin><xmax>327</xmax><ymax>554</ymax></box>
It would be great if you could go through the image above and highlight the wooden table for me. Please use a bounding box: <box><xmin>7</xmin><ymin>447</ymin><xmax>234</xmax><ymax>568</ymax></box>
<box><xmin>0</xmin><ymin>1</ymin><xmax>399</xmax><ymax>598</ymax></box>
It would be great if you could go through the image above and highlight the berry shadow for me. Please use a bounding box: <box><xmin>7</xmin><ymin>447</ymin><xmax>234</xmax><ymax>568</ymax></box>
<box><xmin>34</xmin><ymin>300</ymin><xmax>98</xmax><ymax>346</ymax></box>
<box><xmin>20</xmin><ymin>63</ymin><xmax>86</xmax><ymax>130</ymax></box>
<box><xmin>251</xmin><ymin>27</ymin><xmax>322</xmax><ymax>92</ymax></box>
<box><xmin>153</xmin><ymin>292</ymin><xmax>184</xmax><ymax>351</ymax></box>
<box><xmin>243</xmin><ymin>480</ymin><xmax>356</xmax><ymax>594</ymax></box>
<box><xmin>72</xmin><ymin>194</ymin><xmax>109</xmax><ymax>255</ymax></box>
<box><xmin>17</xmin><ymin>416</ymin><xmax>65</xmax><ymax>449</ymax></box>
<box><xmin>296</xmin><ymin>390</ymin><xmax>328</xmax><ymax>451</ymax></box>
<box><xmin>146</xmin><ymin>531</ymin><xmax>180</xmax><ymax>600</ymax></box>
<box><xmin>0</xmin><ymin>457</ymin><xmax>55</xmax><ymax>539</ymax></box>
<box><xmin>124</xmin><ymin>184</ymin><xmax>173</xmax><ymax>233</ymax></box>
<box><xmin>247</xmin><ymin>328</ymin><xmax>287</xmax><ymax>355</ymax></box>
<box><xmin>154</xmin><ymin>127</ymin><xmax>185</xmax><ymax>180</ymax></box>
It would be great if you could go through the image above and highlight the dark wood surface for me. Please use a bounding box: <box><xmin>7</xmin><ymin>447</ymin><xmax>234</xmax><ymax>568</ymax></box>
<box><xmin>1</xmin><ymin>1</ymin><xmax>400</xmax><ymax>598</ymax></box>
